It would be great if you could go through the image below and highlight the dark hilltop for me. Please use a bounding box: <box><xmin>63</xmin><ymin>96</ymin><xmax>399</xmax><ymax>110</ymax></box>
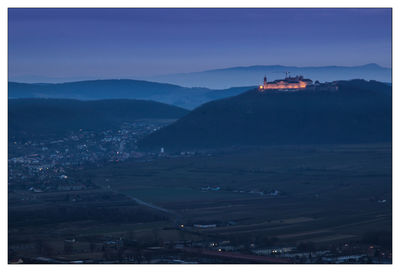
<box><xmin>139</xmin><ymin>79</ymin><xmax>392</xmax><ymax>151</ymax></box>
<box><xmin>8</xmin><ymin>98</ymin><xmax>189</xmax><ymax>140</ymax></box>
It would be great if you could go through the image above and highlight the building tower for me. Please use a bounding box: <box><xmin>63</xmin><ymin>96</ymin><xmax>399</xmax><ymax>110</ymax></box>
<box><xmin>263</xmin><ymin>75</ymin><xmax>267</xmax><ymax>89</ymax></box>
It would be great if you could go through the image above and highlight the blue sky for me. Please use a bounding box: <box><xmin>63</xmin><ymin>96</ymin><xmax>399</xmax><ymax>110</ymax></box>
<box><xmin>8</xmin><ymin>8</ymin><xmax>392</xmax><ymax>82</ymax></box>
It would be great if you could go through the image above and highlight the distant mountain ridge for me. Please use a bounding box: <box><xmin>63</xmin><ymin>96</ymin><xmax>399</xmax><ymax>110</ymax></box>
<box><xmin>8</xmin><ymin>80</ymin><xmax>254</xmax><ymax>109</ymax></box>
<box><xmin>138</xmin><ymin>80</ymin><xmax>392</xmax><ymax>151</ymax></box>
<box><xmin>148</xmin><ymin>63</ymin><xmax>391</xmax><ymax>89</ymax></box>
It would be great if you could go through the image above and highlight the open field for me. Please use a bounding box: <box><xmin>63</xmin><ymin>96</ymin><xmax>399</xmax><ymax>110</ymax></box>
<box><xmin>74</xmin><ymin>144</ymin><xmax>392</xmax><ymax>246</ymax></box>
<box><xmin>9</xmin><ymin>143</ymin><xmax>392</xmax><ymax>262</ymax></box>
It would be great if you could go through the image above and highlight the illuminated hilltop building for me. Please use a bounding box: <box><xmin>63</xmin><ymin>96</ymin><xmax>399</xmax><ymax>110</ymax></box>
<box><xmin>259</xmin><ymin>74</ymin><xmax>313</xmax><ymax>91</ymax></box>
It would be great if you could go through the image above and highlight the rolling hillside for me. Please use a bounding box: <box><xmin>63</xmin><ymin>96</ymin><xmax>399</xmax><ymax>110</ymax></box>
<box><xmin>8</xmin><ymin>80</ymin><xmax>253</xmax><ymax>109</ymax></box>
<box><xmin>9</xmin><ymin>98</ymin><xmax>189</xmax><ymax>139</ymax></box>
<box><xmin>139</xmin><ymin>80</ymin><xmax>392</xmax><ymax>151</ymax></box>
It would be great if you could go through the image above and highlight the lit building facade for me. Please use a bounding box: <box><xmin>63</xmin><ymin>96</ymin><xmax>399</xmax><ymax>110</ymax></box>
<box><xmin>259</xmin><ymin>75</ymin><xmax>312</xmax><ymax>91</ymax></box>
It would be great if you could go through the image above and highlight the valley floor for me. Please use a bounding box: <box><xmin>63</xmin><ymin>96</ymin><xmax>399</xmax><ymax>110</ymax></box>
<box><xmin>9</xmin><ymin>143</ymin><xmax>392</xmax><ymax>264</ymax></box>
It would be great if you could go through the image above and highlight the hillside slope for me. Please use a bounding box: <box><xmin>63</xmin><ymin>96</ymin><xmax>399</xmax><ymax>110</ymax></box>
<box><xmin>138</xmin><ymin>80</ymin><xmax>392</xmax><ymax>151</ymax></box>
<box><xmin>8</xmin><ymin>80</ymin><xmax>253</xmax><ymax>109</ymax></box>
<box><xmin>9</xmin><ymin>98</ymin><xmax>189</xmax><ymax>139</ymax></box>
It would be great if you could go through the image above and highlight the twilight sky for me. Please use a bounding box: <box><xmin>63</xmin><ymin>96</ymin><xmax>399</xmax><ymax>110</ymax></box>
<box><xmin>8</xmin><ymin>8</ymin><xmax>392</xmax><ymax>82</ymax></box>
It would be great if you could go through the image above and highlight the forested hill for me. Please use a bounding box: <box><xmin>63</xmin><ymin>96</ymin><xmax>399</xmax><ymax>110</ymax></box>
<box><xmin>9</xmin><ymin>98</ymin><xmax>189</xmax><ymax>139</ymax></box>
<box><xmin>138</xmin><ymin>80</ymin><xmax>392</xmax><ymax>151</ymax></box>
<box><xmin>8</xmin><ymin>80</ymin><xmax>253</xmax><ymax>109</ymax></box>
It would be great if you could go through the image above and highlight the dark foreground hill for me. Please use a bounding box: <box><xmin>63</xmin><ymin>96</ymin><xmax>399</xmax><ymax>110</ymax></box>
<box><xmin>9</xmin><ymin>99</ymin><xmax>189</xmax><ymax>139</ymax></box>
<box><xmin>138</xmin><ymin>80</ymin><xmax>392</xmax><ymax>151</ymax></box>
<box><xmin>8</xmin><ymin>80</ymin><xmax>253</xmax><ymax>109</ymax></box>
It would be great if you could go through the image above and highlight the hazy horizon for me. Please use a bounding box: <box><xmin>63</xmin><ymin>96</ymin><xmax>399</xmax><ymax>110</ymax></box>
<box><xmin>9</xmin><ymin>8</ymin><xmax>392</xmax><ymax>83</ymax></box>
<box><xmin>8</xmin><ymin>62</ymin><xmax>392</xmax><ymax>84</ymax></box>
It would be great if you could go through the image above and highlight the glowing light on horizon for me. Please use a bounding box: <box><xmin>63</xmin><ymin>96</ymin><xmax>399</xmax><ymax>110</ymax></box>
<box><xmin>259</xmin><ymin>80</ymin><xmax>309</xmax><ymax>91</ymax></box>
